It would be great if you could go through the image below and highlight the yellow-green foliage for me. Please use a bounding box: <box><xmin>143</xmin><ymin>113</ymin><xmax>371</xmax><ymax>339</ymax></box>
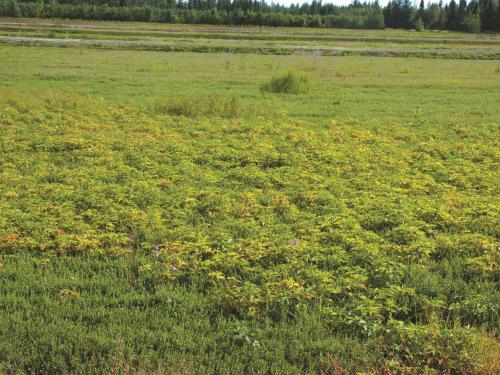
<box><xmin>0</xmin><ymin>90</ymin><xmax>498</xmax><ymax>372</ymax></box>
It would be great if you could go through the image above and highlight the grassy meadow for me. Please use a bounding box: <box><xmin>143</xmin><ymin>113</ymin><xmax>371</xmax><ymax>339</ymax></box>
<box><xmin>0</xmin><ymin>19</ymin><xmax>499</xmax><ymax>374</ymax></box>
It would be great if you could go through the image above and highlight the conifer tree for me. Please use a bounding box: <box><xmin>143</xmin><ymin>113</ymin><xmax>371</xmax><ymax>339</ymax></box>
<box><xmin>457</xmin><ymin>0</ymin><xmax>467</xmax><ymax>28</ymax></box>
<box><xmin>417</xmin><ymin>0</ymin><xmax>425</xmax><ymax>18</ymax></box>
<box><xmin>446</xmin><ymin>0</ymin><xmax>458</xmax><ymax>29</ymax></box>
<box><xmin>479</xmin><ymin>0</ymin><xmax>495</xmax><ymax>30</ymax></box>
<box><xmin>497</xmin><ymin>0</ymin><xmax>500</xmax><ymax>31</ymax></box>
<box><xmin>4</xmin><ymin>0</ymin><xmax>21</xmax><ymax>17</ymax></box>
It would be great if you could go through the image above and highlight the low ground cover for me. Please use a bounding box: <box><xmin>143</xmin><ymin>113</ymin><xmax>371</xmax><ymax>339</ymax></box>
<box><xmin>0</xmin><ymin>37</ymin><xmax>498</xmax><ymax>373</ymax></box>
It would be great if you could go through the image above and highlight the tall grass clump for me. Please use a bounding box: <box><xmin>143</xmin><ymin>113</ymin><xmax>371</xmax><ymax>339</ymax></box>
<box><xmin>153</xmin><ymin>95</ymin><xmax>270</xmax><ymax>118</ymax></box>
<box><xmin>260</xmin><ymin>71</ymin><xmax>311</xmax><ymax>95</ymax></box>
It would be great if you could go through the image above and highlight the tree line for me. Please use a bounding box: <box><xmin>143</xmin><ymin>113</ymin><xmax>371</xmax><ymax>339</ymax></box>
<box><xmin>1</xmin><ymin>0</ymin><xmax>499</xmax><ymax>32</ymax></box>
<box><xmin>385</xmin><ymin>0</ymin><xmax>499</xmax><ymax>32</ymax></box>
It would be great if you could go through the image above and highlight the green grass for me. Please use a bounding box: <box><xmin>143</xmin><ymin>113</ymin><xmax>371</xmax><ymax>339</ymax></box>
<box><xmin>0</xmin><ymin>27</ymin><xmax>499</xmax><ymax>374</ymax></box>
<box><xmin>0</xmin><ymin>46</ymin><xmax>499</xmax><ymax>124</ymax></box>
<box><xmin>2</xmin><ymin>254</ymin><xmax>384</xmax><ymax>374</ymax></box>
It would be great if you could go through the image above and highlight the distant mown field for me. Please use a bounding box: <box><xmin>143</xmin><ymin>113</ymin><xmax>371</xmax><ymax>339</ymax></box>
<box><xmin>0</xmin><ymin>18</ymin><xmax>499</xmax><ymax>374</ymax></box>
<box><xmin>1</xmin><ymin>18</ymin><xmax>500</xmax><ymax>58</ymax></box>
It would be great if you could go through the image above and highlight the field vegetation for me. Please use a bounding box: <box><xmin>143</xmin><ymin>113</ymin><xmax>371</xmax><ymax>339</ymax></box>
<box><xmin>1</xmin><ymin>18</ymin><xmax>500</xmax><ymax>60</ymax></box>
<box><xmin>0</xmin><ymin>19</ymin><xmax>499</xmax><ymax>374</ymax></box>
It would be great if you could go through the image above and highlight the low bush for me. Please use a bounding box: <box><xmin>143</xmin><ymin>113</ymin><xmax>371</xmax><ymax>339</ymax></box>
<box><xmin>260</xmin><ymin>71</ymin><xmax>311</xmax><ymax>95</ymax></box>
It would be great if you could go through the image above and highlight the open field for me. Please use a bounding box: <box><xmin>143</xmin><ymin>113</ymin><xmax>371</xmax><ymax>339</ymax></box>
<box><xmin>0</xmin><ymin>18</ymin><xmax>499</xmax><ymax>374</ymax></box>
<box><xmin>1</xmin><ymin>18</ymin><xmax>500</xmax><ymax>59</ymax></box>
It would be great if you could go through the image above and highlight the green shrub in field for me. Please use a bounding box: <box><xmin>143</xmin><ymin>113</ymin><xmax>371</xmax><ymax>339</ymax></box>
<box><xmin>260</xmin><ymin>71</ymin><xmax>311</xmax><ymax>95</ymax></box>
<box><xmin>414</xmin><ymin>18</ymin><xmax>424</xmax><ymax>32</ymax></box>
<box><xmin>153</xmin><ymin>95</ymin><xmax>269</xmax><ymax>118</ymax></box>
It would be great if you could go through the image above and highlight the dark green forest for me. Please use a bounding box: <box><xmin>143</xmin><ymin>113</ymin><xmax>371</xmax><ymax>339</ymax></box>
<box><xmin>0</xmin><ymin>0</ymin><xmax>499</xmax><ymax>33</ymax></box>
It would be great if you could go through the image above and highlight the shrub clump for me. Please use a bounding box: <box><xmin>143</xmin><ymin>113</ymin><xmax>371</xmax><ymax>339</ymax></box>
<box><xmin>414</xmin><ymin>17</ymin><xmax>424</xmax><ymax>32</ymax></box>
<box><xmin>260</xmin><ymin>71</ymin><xmax>311</xmax><ymax>95</ymax></box>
